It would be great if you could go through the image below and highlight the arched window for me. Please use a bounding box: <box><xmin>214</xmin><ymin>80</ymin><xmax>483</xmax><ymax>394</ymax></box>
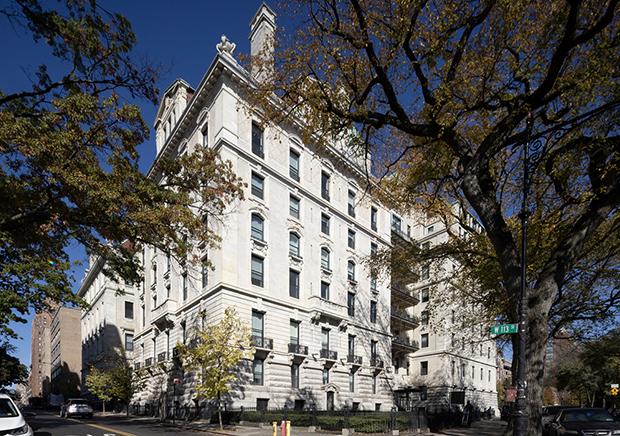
<box><xmin>347</xmin><ymin>260</ymin><xmax>356</xmax><ymax>282</ymax></box>
<box><xmin>320</xmin><ymin>247</ymin><xmax>330</xmax><ymax>270</ymax></box>
<box><xmin>289</xmin><ymin>232</ymin><xmax>300</xmax><ymax>257</ymax></box>
<box><xmin>251</xmin><ymin>213</ymin><xmax>264</xmax><ymax>241</ymax></box>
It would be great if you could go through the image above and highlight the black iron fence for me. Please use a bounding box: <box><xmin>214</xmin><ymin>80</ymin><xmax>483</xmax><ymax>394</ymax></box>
<box><xmin>129</xmin><ymin>403</ymin><xmax>430</xmax><ymax>433</ymax></box>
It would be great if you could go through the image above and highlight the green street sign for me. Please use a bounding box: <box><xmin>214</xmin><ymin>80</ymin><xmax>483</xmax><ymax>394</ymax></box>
<box><xmin>490</xmin><ymin>324</ymin><xmax>519</xmax><ymax>335</ymax></box>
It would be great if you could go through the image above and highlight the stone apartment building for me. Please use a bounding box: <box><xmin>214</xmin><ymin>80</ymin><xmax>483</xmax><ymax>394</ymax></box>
<box><xmin>29</xmin><ymin>311</ymin><xmax>52</xmax><ymax>400</ymax></box>
<box><xmin>77</xmin><ymin>256</ymin><xmax>136</xmax><ymax>396</ymax></box>
<box><xmin>391</xmin><ymin>211</ymin><xmax>498</xmax><ymax>412</ymax></box>
<box><xmin>79</xmin><ymin>3</ymin><xmax>498</xmax><ymax>413</ymax></box>
<box><xmin>49</xmin><ymin>306</ymin><xmax>82</xmax><ymax>400</ymax></box>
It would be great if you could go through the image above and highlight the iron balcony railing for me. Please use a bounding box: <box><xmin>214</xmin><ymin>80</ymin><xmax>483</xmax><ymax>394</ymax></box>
<box><xmin>391</xmin><ymin>308</ymin><xmax>419</xmax><ymax>326</ymax></box>
<box><xmin>347</xmin><ymin>354</ymin><xmax>363</xmax><ymax>365</ymax></box>
<box><xmin>371</xmin><ymin>357</ymin><xmax>384</xmax><ymax>368</ymax></box>
<box><xmin>392</xmin><ymin>336</ymin><xmax>420</xmax><ymax>351</ymax></box>
<box><xmin>391</xmin><ymin>224</ymin><xmax>411</xmax><ymax>242</ymax></box>
<box><xmin>288</xmin><ymin>343</ymin><xmax>308</xmax><ymax>355</ymax></box>
<box><xmin>391</xmin><ymin>283</ymin><xmax>420</xmax><ymax>304</ymax></box>
<box><xmin>251</xmin><ymin>335</ymin><xmax>274</xmax><ymax>350</ymax></box>
<box><xmin>320</xmin><ymin>349</ymin><xmax>338</xmax><ymax>360</ymax></box>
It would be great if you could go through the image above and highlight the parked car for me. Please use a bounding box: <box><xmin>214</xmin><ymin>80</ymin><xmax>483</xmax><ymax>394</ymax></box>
<box><xmin>548</xmin><ymin>408</ymin><xmax>620</xmax><ymax>436</ymax></box>
<box><xmin>542</xmin><ymin>406</ymin><xmax>574</xmax><ymax>435</ymax></box>
<box><xmin>60</xmin><ymin>398</ymin><xmax>93</xmax><ymax>419</ymax></box>
<box><xmin>0</xmin><ymin>393</ymin><xmax>33</xmax><ymax>436</ymax></box>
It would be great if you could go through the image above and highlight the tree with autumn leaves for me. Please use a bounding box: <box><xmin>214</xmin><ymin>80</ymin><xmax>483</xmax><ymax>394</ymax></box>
<box><xmin>176</xmin><ymin>307</ymin><xmax>253</xmax><ymax>430</ymax></box>
<box><xmin>0</xmin><ymin>0</ymin><xmax>243</xmax><ymax>339</ymax></box>
<box><xmin>248</xmin><ymin>1</ymin><xmax>620</xmax><ymax>434</ymax></box>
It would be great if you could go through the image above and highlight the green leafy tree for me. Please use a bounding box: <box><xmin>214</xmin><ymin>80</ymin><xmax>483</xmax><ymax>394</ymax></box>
<box><xmin>0</xmin><ymin>342</ymin><xmax>28</xmax><ymax>389</ymax></box>
<box><xmin>0</xmin><ymin>0</ymin><xmax>244</xmax><ymax>338</ymax></box>
<box><xmin>248</xmin><ymin>1</ymin><xmax>620</xmax><ymax>434</ymax></box>
<box><xmin>177</xmin><ymin>307</ymin><xmax>253</xmax><ymax>429</ymax></box>
<box><xmin>85</xmin><ymin>366</ymin><xmax>113</xmax><ymax>413</ymax></box>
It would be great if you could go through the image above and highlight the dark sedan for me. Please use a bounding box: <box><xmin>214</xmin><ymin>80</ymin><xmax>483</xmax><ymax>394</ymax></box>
<box><xmin>549</xmin><ymin>408</ymin><xmax>620</xmax><ymax>436</ymax></box>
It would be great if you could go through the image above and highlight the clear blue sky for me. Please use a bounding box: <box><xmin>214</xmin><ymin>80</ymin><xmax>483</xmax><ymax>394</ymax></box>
<box><xmin>1</xmin><ymin>0</ymin><xmax>266</xmax><ymax>370</ymax></box>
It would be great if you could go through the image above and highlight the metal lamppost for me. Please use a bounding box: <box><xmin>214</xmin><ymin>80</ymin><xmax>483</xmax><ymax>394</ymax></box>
<box><xmin>513</xmin><ymin>114</ymin><xmax>534</xmax><ymax>436</ymax></box>
<box><xmin>513</xmin><ymin>115</ymin><xmax>565</xmax><ymax>436</ymax></box>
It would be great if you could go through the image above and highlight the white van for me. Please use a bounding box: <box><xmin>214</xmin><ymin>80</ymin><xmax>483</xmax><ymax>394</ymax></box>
<box><xmin>0</xmin><ymin>394</ymin><xmax>33</xmax><ymax>436</ymax></box>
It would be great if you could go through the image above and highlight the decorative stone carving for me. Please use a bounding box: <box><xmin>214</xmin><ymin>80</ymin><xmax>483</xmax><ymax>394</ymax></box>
<box><xmin>216</xmin><ymin>35</ymin><xmax>236</xmax><ymax>55</ymax></box>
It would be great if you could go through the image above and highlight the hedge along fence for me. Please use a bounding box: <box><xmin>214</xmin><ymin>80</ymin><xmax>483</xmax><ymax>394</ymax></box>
<box><xmin>221</xmin><ymin>408</ymin><xmax>426</xmax><ymax>433</ymax></box>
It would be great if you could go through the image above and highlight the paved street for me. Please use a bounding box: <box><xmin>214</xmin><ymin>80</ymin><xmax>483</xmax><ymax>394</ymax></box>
<box><xmin>28</xmin><ymin>412</ymin><xmax>201</xmax><ymax>436</ymax></box>
<box><xmin>27</xmin><ymin>412</ymin><xmax>508</xmax><ymax>436</ymax></box>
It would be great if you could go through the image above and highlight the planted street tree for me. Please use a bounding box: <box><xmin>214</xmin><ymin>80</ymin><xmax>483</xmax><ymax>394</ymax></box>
<box><xmin>0</xmin><ymin>342</ymin><xmax>28</xmax><ymax>390</ymax></box>
<box><xmin>85</xmin><ymin>366</ymin><xmax>113</xmax><ymax>413</ymax></box>
<box><xmin>248</xmin><ymin>1</ymin><xmax>620</xmax><ymax>435</ymax></box>
<box><xmin>0</xmin><ymin>0</ymin><xmax>244</xmax><ymax>339</ymax></box>
<box><xmin>177</xmin><ymin>307</ymin><xmax>253</xmax><ymax>429</ymax></box>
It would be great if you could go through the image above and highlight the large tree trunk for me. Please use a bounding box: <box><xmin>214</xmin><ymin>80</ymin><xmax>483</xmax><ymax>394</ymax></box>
<box><xmin>525</xmin><ymin>282</ymin><xmax>555</xmax><ymax>436</ymax></box>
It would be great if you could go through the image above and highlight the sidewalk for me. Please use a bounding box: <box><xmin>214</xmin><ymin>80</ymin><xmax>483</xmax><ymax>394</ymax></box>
<box><xmin>428</xmin><ymin>419</ymin><xmax>508</xmax><ymax>436</ymax></box>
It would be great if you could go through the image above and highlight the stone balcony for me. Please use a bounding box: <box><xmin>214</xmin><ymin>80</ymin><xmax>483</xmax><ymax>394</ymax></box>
<box><xmin>309</xmin><ymin>296</ymin><xmax>348</xmax><ymax>323</ymax></box>
<box><xmin>151</xmin><ymin>298</ymin><xmax>178</xmax><ymax>328</ymax></box>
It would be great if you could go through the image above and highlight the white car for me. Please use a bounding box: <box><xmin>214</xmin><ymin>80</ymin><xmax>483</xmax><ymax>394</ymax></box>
<box><xmin>0</xmin><ymin>394</ymin><xmax>33</xmax><ymax>436</ymax></box>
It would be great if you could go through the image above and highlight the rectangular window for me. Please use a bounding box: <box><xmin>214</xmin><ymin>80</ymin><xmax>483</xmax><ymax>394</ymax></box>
<box><xmin>488</xmin><ymin>347</ymin><xmax>491</xmax><ymax>359</ymax></box>
<box><xmin>347</xmin><ymin>229</ymin><xmax>356</xmax><ymax>249</ymax></box>
<box><xmin>257</xmin><ymin>398</ymin><xmax>269</xmax><ymax>410</ymax></box>
<box><xmin>472</xmin><ymin>365</ymin><xmax>475</xmax><ymax>378</ymax></box>
<box><xmin>252</xmin><ymin>358</ymin><xmax>264</xmax><ymax>385</ymax></box>
<box><xmin>251</xmin><ymin>172</ymin><xmax>264</xmax><ymax>199</ymax></box>
<box><xmin>372</xmin><ymin>374</ymin><xmax>377</xmax><ymax>394</ymax></box>
<box><xmin>421</xmin><ymin>333</ymin><xmax>429</xmax><ymax>348</ymax></box>
<box><xmin>182</xmin><ymin>273</ymin><xmax>187</xmax><ymax>301</ymax></box>
<box><xmin>371</xmin><ymin>242</ymin><xmax>378</xmax><ymax>256</ymax></box>
<box><xmin>421</xmin><ymin>310</ymin><xmax>429</xmax><ymax>325</ymax></box>
<box><xmin>125</xmin><ymin>333</ymin><xmax>134</xmax><ymax>351</ymax></box>
<box><xmin>252</xmin><ymin>310</ymin><xmax>264</xmax><ymax>343</ymax></box>
<box><xmin>321</xmin><ymin>328</ymin><xmax>329</xmax><ymax>351</ymax></box>
<box><xmin>371</xmin><ymin>207</ymin><xmax>378</xmax><ymax>231</ymax></box>
<box><xmin>427</xmin><ymin>225</ymin><xmax>434</xmax><ymax>234</ymax></box>
<box><xmin>391</xmin><ymin>214</ymin><xmax>402</xmax><ymax>231</ymax></box>
<box><xmin>488</xmin><ymin>370</ymin><xmax>491</xmax><ymax>382</ymax></box>
<box><xmin>461</xmin><ymin>363</ymin><xmax>466</xmax><ymax>377</ymax></box>
<box><xmin>252</xmin><ymin>122</ymin><xmax>264</xmax><ymax>157</ymax></box>
<box><xmin>370</xmin><ymin>275</ymin><xmax>377</xmax><ymax>292</ymax></box>
<box><xmin>370</xmin><ymin>301</ymin><xmax>377</xmax><ymax>323</ymax></box>
<box><xmin>322</xmin><ymin>368</ymin><xmax>329</xmax><ymax>385</ymax></box>
<box><xmin>420</xmin><ymin>265</ymin><xmax>430</xmax><ymax>280</ymax></box>
<box><xmin>347</xmin><ymin>292</ymin><xmax>355</xmax><ymax>317</ymax></box>
<box><xmin>481</xmin><ymin>368</ymin><xmax>484</xmax><ymax>380</ymax></box>
<box><xmin>420</xmin><ymin>361</ymin><xmax>428</xmax><ymax>376</ymax></box>
<box><xmin>321</xmin><ymin>213</ymin><xmax>330</xmax><ymax>235</ymax></box>
<box><xmin>421</xmin><ymin>287</ymin><xmax>429</xmax><ymax>303</ymax></box>
<box><xmin>251</xmin><ymin>214</ymin><xmax>264</xmax><ymax>241</ymax></box>
<box><xmin>321</xmin><ymin>171</ymin><xmax>330</xmax><ymax>201</ymax></box>
<box><xmin>451</xmin><ymin>360</ymin><xmax>455</xmax><ymax>377</ymax></box>
<box><xmin>371</xmin><ymin>340</ymin><xmax>377</xmax><ymax>361</ymax></box>
<box><xmin>291</xmin><ymin>363</ymin><xmax>300</xmax><ymax>388</ymax></box>
<box><xmin>289</xmin><ymin>269</ymin><xmax>300</xmax><ymax>299</ymax></box>
<box><xmin>348</xmin><ymin>370</ymin><xmax>355</xmax><ymax>392</ymax></box>
<box><xmin>251</xmin><ymin>255</ymin><xmax>264</xmax><ymax>287</ymax></box>
<box><xmin>289</xmin><ymin>149</ymin><xmax>300</xmax><ymax>181</ymax></box>
<box><xmin>348</xmin><ymin>334</ymin><xmax>355</xmax><ymax>358</ymax></box>
<box><xmin>202</xmin><ymin>126</ymin><xmax>208</xmax><ymax>148</ymax></box>
<box><xmin>166</xmin><ymin>252</ymin><xmax>171</xmax><ymax>273</ymax></box>
<box><xmin>348</xmin><ymin>190</ymin><xmax>356</xmax><ymax>217</ymax></box>
<box><xmin>125</xmin><ymin>302</ymin><xmax>134</xmax><ymax>319</ymax></box>
<box><xmin>201</xmin><ymin>257</ymin><xmax>209</xmax><ymax>289</ymax></box>
<box><xmin>290</xmin><ymin>320</ymin><xmax>300</xmax><ymax>345</ymax></box>
<box><xmin>321</xmin><ymin>248</ymin><xmax>330</xmax><ymax>270</ymax></box>
<box><xmin>321</xmin><ymin>281</ymin><xmax>330</xmax><ymax>300</ymax></box>
<box><xmin>289</xmin><ymin>195</ymin><xmax>300</xmax><ymax>219</ymax></box>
